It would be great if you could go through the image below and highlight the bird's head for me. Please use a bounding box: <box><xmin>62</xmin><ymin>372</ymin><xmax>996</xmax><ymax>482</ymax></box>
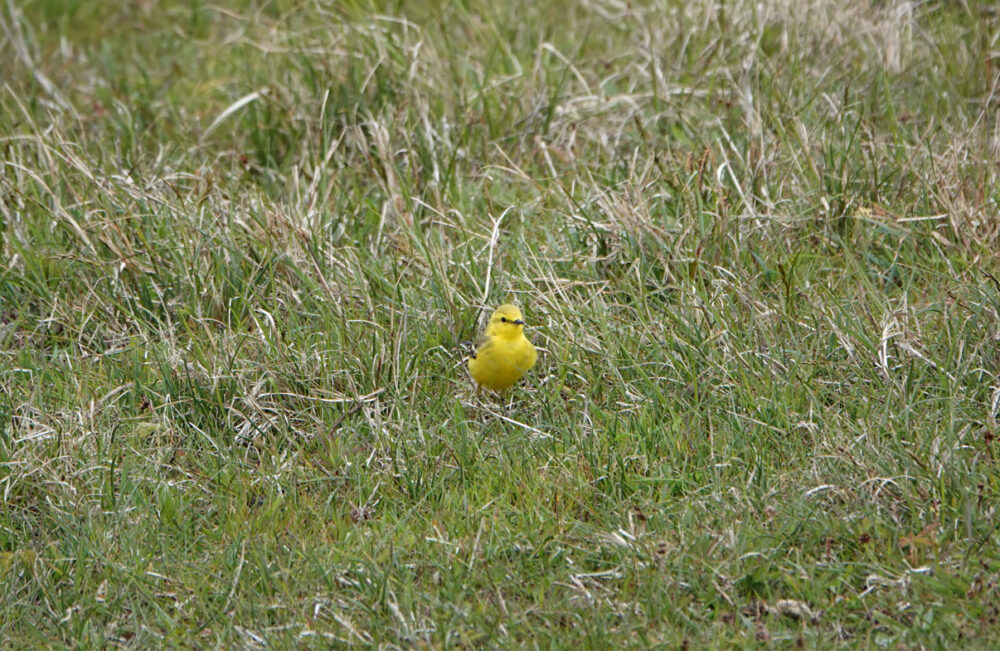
<box><xmin>487</xmin><ymin>304</ymin><xmax>526</xmax><ymax>339</ymax></box>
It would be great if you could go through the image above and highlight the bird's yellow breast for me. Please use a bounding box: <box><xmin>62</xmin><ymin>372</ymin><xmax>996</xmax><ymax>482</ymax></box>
<box><xmin>468</xmin><ymin>335</ymin><xmax>537</xmax><ymax>392</ymax></box>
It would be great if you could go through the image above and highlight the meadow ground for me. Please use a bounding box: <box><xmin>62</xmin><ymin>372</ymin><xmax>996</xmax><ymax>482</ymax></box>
<box><xmin>2</xmin><ymin>0</ymin><xmax>1000</xmax><ymax>647</ymax></box>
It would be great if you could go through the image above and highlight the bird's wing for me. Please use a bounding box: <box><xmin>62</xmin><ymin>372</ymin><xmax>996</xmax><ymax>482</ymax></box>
<box><xmin>469</xmin><ymin>334</ymin><xmax>493</xmax><ymax>359</ymax></box>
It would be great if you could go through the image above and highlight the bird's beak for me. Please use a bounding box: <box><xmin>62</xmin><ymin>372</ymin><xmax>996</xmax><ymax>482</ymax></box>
<box><xmin>513</xmin><ymin>319</ymin><xmax>524</xmax><ymax>325</ymax></box>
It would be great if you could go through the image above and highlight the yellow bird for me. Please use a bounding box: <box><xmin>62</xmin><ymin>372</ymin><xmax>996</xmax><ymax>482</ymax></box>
<box><xmin>468</xmin><ymin>304</ymin><xmax>537</xmax><ymax>392</ymax></box>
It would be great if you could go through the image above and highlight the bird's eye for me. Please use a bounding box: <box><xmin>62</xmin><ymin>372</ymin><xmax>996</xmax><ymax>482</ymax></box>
<box><xmin>500</xmin><ymin>317</ymin><xmax>507</xmax><ymax>323</ymax></box>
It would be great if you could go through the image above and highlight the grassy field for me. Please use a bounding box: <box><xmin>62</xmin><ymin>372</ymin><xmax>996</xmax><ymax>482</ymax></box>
<box><xmin>2</xmin><ymin>0</ymin><xmax>1000</xmax><ymax>646</ymax></box>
